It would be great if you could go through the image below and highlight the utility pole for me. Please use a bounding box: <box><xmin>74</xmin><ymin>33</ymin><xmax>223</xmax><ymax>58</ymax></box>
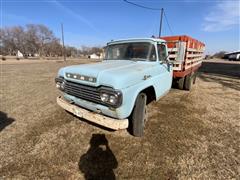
<box><xmin>159</xmin><ymin>8</ymin><xmax>164</xmax><ymax>37</ymax></box>
<box><xmin>61</xmin><ymin>23</ymin><xmax>66</xmax><ymax>61</ymax></box>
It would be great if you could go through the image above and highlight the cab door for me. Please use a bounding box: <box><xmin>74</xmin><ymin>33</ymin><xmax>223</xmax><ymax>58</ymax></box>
<box><xmin>154</xmin><ymin>43</ymin><xmax>173</xmax><ymax>98</ymax></box>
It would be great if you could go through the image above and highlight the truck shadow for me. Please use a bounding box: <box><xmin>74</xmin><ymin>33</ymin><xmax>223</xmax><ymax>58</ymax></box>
<box><xmin>0</xmin><ymin>111</ymin><xmax>15</xmax><ymax>132</ymax></box>
<box><xmin>198</xmin><ymin>74</ymin><xmax>240</xmax><ymax>91</ymax></box>
<box><xmin>198</xmin><ymin>61</ymin><xmax>240</xmax><ymax>91</ymax></box>
<box><xmin>79</xmin><ymin>134</ymin><xmax>118</xmax><ymax>180</ymax></box>
<box><xmin>199</xmin><ymin>61</ymin><xmax>240</xmax><ymax>78</ymax></box>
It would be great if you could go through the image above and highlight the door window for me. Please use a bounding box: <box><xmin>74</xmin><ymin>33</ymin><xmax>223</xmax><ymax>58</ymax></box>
<box><xmin>157</xmin><ymin>44</ymin><xmax>167</xmax><ymax>61</ymax></box>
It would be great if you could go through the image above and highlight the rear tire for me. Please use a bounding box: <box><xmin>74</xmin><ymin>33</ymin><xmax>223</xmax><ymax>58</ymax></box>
<box><xmin>184</xmin><ymin>74</ymin><xmax>193</xmax><ymax>91</ymax></box>
<box><xmin>178</xmin><ymin>77</ymin><xmax>185</xmax><ymax>90</ymax></box>
<box><xmin>131</xmin><ymin>93</ymin><xmax>147</xmax><ymax>137</ymax></box>
<box><xmin>193</xmin><ymin>72</ymin><xmax>197</xmax><ymax>84</ymax></box>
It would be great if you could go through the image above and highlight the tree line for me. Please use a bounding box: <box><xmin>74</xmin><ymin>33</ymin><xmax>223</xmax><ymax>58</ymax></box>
<box><xmin>0</xmin><ymin>24</ymin><xmax>103</xmax><ymax>58</ymax></box>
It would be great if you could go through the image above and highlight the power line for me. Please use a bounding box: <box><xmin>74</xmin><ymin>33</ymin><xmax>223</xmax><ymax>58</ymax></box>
<box><xmin>123</xmin><ymin>0</ymin><xmax>161</xmax><ymax>11</ymax></box>
<box><xmin>163</xmin><ymin>11</ymin><xmax>174</xmax><ymax>35</ymax></box>
<box><xmin>123</xmin><ymin>0</ymin><xmax>174</xmax><ymax>37</ymax></box>
<box><xmin>123</xmin><ymin>0</ymin><xmax>163</xmax><ymax>36</ymax></box>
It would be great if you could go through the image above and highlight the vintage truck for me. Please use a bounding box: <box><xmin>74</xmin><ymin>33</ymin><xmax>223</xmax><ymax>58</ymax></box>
<box><xmin>55</xmin><ymin>36</ymin><xmax>204</xmax><ymax>137</ymax></box>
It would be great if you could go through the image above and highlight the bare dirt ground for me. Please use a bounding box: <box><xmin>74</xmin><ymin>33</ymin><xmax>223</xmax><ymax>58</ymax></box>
<box><xmin>0</xmin><ymin>59</ymin><xmax>239</xmax><ymax>179</ymax></box>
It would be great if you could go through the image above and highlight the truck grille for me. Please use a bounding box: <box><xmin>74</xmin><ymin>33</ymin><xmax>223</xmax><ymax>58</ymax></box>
<box><xmin>64</xmin><ymin>80</ymin><xmax>102</xmax><ymax>104</ymax></box>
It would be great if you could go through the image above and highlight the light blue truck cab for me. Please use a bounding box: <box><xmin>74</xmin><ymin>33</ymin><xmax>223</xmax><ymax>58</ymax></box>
<box><xmin>55</xmin><ymin>38</ymin><xmax>173</xmax><ymax>136</ymax></box>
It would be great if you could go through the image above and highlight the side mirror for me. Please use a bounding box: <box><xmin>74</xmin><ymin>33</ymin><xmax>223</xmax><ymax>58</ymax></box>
<box><xmin>161</xmin><ymin>55</ymin><xmax>172</xmax><ymax>65</ymax></box>
<box><xmin>164</xmin><ymin>56</ymin><xmax>173</xmax><ymax>72</ymax></box>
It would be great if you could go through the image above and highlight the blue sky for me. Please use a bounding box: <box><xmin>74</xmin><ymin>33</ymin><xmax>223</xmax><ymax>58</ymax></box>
<box><xmin>1</xmin><ymin>0</ymin><xmax>240</xmax><ymax>54</ymax></box>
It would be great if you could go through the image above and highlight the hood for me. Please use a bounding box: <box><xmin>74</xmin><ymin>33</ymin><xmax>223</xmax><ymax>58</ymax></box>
<box><xmin>59</xmin><ymin>60</ymin><xmax>157</xmax><ymax>89</ymax></box>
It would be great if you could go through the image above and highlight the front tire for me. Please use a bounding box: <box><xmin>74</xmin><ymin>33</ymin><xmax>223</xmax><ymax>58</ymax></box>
<box><xmin>131</xmin><ymin>93</ymin><xmax>147</xmax><ymax>137</ymax></box>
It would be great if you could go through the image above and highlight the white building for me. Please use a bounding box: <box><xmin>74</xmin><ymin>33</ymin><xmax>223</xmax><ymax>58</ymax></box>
<box><xmin>224</xmin><ymin>51</ymin><xmax>240</xmax><ymax>61</ymax></box>
<box><xmin>88</xmin><ymin>53</ymin><xmax>100</xmax><ymax>59</ymax></box>
<box><xmin>17</xmin><ymin>50</ymin><xmax>23</xmax><ymax>58</ymax></box>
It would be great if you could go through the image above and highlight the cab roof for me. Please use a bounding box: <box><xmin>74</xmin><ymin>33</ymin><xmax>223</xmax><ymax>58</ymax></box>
<box><xmin>107</xmin><ymin>38</ymin><xmax>166</xmax><ymax>45</ymax></box>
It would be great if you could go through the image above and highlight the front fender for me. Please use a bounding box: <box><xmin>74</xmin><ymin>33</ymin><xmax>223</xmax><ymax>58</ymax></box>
<box><xmin>115</xmin><ymin>72</ymin><xmax>172</xmax><ymax>119</ymax></box>
<box><xmin>121</xmin><ymin>85</ymin><xmax>154</xmax><ymax>118</ymax></box>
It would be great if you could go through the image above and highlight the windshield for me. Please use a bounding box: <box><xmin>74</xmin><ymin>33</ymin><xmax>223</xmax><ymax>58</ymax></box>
<box><xmin>105</xmin><ymin>42</ymin><xmax>156</xmax><ymax>61</ymax></box>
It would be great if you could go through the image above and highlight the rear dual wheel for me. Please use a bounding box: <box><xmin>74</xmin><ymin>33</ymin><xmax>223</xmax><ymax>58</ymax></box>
<box><xmin>178</xmin><ymin>72</ymin><xmax>197</xmax><ymax>91</ymax></box>
<box><xmin>193</xmin><ymin>73</ymin><xmax>197</xmax><ymax>84</ymax></box>
<box><xmin>184</xmin><ymin>74</ymin><xmax>193</xmax><ymax>90</ymax></box>
<box><xmin>178</xmin><ymin>77</ymin><xmax>185</xmax><ymax>90</ymax></box>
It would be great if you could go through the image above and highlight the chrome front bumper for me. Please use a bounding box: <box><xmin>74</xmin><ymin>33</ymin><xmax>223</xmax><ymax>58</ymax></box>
<box><xmin>57</xmin><ymin>96</ymin><xmax>129</xmax><ymax>130</ymax></box>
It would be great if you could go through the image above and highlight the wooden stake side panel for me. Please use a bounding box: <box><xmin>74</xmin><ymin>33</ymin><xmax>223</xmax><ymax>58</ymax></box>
<box><xmin>166</xmin><ymin>41</ymin><xmax>186</xmax><ymax>70</ymax></box>
<box><xmin>184</xmin><ymin>37</ymin><xmax>204</xmax><ymax>71</ymax></box>
<box><xmin>172</xmin><ymin>62</ymin><xmax>182</xmax><ymax>71</ymax></box>
<box><xmin>185</xmin><ymin>60</ymin><xmax>202</xmax><ymax>70</ymax></box>
<box><xmin>161</xmin><ymin>35</ymin><xmax>205</xmax><ymax>72</ymax></box>
<box><xmin>187</xmin><ymin>48</ymin><xmax>204</xmax><ymax>52</ymax></box>
<box><xmin>167</xmin><ymin>43</ymin><xmax>204</xmax><ymax>71</ymax></box>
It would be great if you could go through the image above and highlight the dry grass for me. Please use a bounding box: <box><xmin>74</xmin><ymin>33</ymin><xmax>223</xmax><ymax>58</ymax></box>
<box><xmin>0</xmin><ymin>59</ymin><xmax>239</xmax><ymax>179</ymax></box>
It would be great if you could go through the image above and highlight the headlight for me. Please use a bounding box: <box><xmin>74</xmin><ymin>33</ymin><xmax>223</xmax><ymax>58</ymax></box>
<box><xmin>100</xmin><ymin>88</ymin><xmax>122</xmax><ymax>108</ymax></box>
<box><xmin>60</xmin><ymin>81</ymin><xmax>65</xmax><ymax>90</ymax></box>
<box><xmin>109</xmin><ymin>95</ymin><xmax>118</xmax><ymax>104</ymax></box>
<box><xmin>56</xmin><ymin>82</ymin><xmax>61</xmax><ymax>89</ymax></box>
<box><xmin>100</xmin><ymin>93</ymin><xmax>109</xmax><ymax>102</ymax></box>
<box><xmin>55</xmin><ymin>76</ymin><xmax>65</xmax><ymax>91</ymax></box>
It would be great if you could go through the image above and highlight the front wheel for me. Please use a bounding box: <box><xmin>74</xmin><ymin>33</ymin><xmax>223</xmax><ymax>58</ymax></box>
<box><xmin>131</xmin><ymin>93</ymin><xmax>147</xmax><ymax>137</ymax></box>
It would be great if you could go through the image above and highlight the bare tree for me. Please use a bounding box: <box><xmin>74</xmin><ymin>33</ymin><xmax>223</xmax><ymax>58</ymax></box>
<box><xmin>45</xmin><ymin>38</ymin><xmax>62</xmax><ymax>57</ymax></box>
<box><xmin>39</xmin><ymin>25</ymin><xmax>54</xmax><ymax>57</ymax></box>
<box><xmin>0</xmin><ymin>24</ymin><xmax>60</xmax><ymax>58</ymax></box>
<box><xmin>65</xmin><ymin>46</ymin><xmax>78</xmax><ymax>57</ymax></box>
<box><xmin>25</xmin><ymin>24</ymin><xmax>40</xmax><ymax>56</ymax></box>
<box><xmin>0</xmin><ymin>24</ymin><xmax>103</xmax><ymax>59</ymax></box>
